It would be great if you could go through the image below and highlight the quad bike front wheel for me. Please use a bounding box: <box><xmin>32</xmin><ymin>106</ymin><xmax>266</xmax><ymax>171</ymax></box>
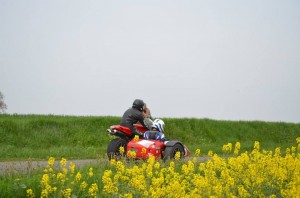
<box><xmin>163</xmin><ymin>143</ymin><xmax>185</xmax><ymax>161</ymax></box>
<box><xmin>107</xmin><ymin>138</ymin><xmax>128</xmax><ymax>160</ymax></box>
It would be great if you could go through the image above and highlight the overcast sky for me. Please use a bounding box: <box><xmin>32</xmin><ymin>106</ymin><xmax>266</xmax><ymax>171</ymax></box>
<box><xmin>1</xmin><ymin>0</ymin><xmax>300</xmax><ymax>123</ymax></box>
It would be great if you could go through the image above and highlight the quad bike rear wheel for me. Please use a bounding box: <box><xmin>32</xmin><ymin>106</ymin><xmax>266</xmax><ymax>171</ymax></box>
<box><xmin>163</xmin><ymin>143</ymin><xmax>185</xmax><ymax>161</ymax></box>
<box><xmin>107</xmin><ymin>138</ymin><xmax>128</xmax><ymax>160</ymax></box>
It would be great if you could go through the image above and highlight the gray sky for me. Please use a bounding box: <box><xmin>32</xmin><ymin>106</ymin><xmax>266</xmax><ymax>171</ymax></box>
<box><xmin>1</xmin><ymin>0</ymin><xmax>300</xmax><ymax>123</ymax></box>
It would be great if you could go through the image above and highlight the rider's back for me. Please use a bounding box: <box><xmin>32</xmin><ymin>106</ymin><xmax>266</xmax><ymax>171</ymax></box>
<box><xmin>120</xmin><ymin>108</ymin><xmax>144</xmax><ymax>132</ymax></box>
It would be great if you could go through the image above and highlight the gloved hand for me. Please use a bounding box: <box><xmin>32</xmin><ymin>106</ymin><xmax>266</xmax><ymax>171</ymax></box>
<box><xmin>144</xmin><ymin>118</ymin><xmax>153</xmax><ymax>130</ymax></box>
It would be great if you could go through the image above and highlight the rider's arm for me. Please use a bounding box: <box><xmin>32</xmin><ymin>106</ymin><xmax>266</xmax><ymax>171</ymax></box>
<box><xmin>135</xmin><ymin>111</ymin><xmax>148</xmax><ymax>129</ymax></box>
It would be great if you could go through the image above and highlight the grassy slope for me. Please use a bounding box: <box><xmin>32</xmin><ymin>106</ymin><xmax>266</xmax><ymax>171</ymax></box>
<box><xmin>0</xmin><ymin>114</ymin><xmax>299</xmax><ymax>161</ymax></box>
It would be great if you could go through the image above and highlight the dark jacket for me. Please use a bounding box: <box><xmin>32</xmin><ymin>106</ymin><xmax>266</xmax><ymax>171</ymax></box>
<box><xmin>120</xmin><ymin>108</ymin><xmax>147</xmax><ymax>132</ymax></box>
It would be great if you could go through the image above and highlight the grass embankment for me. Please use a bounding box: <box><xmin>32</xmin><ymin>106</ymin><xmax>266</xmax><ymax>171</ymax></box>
<box><xmin>0</xmin><ymin>114</ymin><xmax>299</xmax><ymax>161</ymax></box>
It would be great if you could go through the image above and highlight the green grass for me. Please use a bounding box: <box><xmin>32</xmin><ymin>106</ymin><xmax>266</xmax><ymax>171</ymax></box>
<box><xmin>0</xmin><ymin>114</ymin><xmax>299</xmax><ymax>197</ymax></box>
<box><xmin>0</xmin><ymin>114</ymin><xmax>299</xmax><ymax>161</ymax></box>
<box><xmin>0</xmin><ymin>114</ymin><xmax>118</xmax><ymax>161</ymax></box>
<box><xmin>0</xmin><ymin>159</ymin><xmax>112</xmax><ymax>197</ymax></box>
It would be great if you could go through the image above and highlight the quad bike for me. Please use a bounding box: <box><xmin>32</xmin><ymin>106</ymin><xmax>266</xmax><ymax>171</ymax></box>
<box><xmin>106</xmin><ymin>123</ymin><xmax>190</xmax><ymax>160</ymax></box>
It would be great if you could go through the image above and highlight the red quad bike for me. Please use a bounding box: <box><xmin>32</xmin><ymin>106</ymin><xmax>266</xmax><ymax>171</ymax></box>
<box><xmin>106</xmin><ymin>124</ymin><xmax>190</xmax><ymax>160</ymax></box>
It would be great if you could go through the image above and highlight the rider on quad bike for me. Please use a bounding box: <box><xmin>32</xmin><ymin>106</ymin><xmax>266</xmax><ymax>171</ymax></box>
<box><xmin>107</xmin><ymin>102</ymin><xmax>191</xmax><ymax>160</ymax></box>
<box><xmin>120</xmin><ymin>99</ymin><xmax>151</xmax><ymax>137</ymax></box>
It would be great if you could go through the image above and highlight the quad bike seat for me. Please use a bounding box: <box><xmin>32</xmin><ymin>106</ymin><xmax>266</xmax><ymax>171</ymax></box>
<box><xmin>107</xmin><ymin>125</ymin><xmax>132</xmax><ymax>136</ymax></box>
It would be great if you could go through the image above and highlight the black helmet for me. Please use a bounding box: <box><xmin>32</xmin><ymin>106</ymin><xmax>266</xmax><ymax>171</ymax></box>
<box><xmin>132</xmin><ymin>99</ymin><xmax>144</xmax><ymax>112</ymax></box>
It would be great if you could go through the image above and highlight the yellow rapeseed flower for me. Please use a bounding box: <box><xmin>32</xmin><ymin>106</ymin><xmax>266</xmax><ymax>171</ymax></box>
<box><xmin>62</xmin><ymin>167</ymin><xmax>68</xmax><ymax>175</ymax></box>
<box><xmin>192</xmin><ymin>157</ymin><xmax>198</xmax><ymax>164</ymax></box>
<box><xmin>119</xmin><ymin>146</ymin><xmax>125</xmax><ymax>154</ymax></box>
<box><xmin>175</xmin><ymin>151</ymin><xmax>181</xmax><ymax>160</ymax></box>
<box><xmin>238</xmin><ymin>185</ymin><xmax>250</xmax><ymax>197</ymax></box>
<box><xmin>291</xmin><ymin>146</ymin><xmax>296</xmax><ymax>153</ymax></box>
<box><xmin>62</xmin><ymin>188</ymin><xmax>72</xmax><ymax>198</ymax></box>
<box><xmin>127</xmin><ymin>150</ymin><xmax>137</xmax><ymax>158</ymax></box>
<box><xmin>208</xmin><ymin>150</ymin><xmax>213</xmax><ymax>157</ymax></box>
<box><xmin>41</xmin><ymin>189</ymin><xmax>48</xmax><ymax>198</ymax></box>
<box><xmin>33</xmin><ymin>140</ymin><xmax>300</xmax><ymax>198</ymax></box>
<box><xmin>142</xmin><ymin>147</ymin><xmax>146</xmax><ymax>154</ymax></box>
<box><xmin>41</xmin><ymin>174</ymin><xmax>49</xmax><ymax>186</ymax></box>
<box><xmin>88</xmin><ymin>167</ymin><xmax>93</xmax><ymax>177</ymax></box>
<box><xmin>75</xmin><ymin>172</ymin><xmax>82</xmax><ymax>181</ymax></box>
<box><xmin>228</xmin><ymin>143</ymin><xmax>233</xmax><ymax>152</ymax></box>
<box><xmin>48</xmin><ymin>157</ymin><xmax>55</xmax><ymax>167</ymax></box>
<box><xmin>57</xmin><ymin>172</ymin><xmax>64</xmax><ymax>180</ymax></box>
<box><xmin>254</xmin><ymin>141</ymin><xmax>260</xmax><ymax>150</ymax></box>
<box><xmin>102</xmin><ymin>170</ymin><xmax>118</xmax><ymax>194</ymax></box>
<box><xmin>110</xmin><ymin>159</ymin><xmax>116</xmax><ymax>166</ymax></box>
<box><xmin>154</xmin><ymin>162</ymin><xmax>160</xmax><ymax>169</ymax></box>
<box><xmin>52</xmin><ymin>187</ymin><xmax>57</xmax><ymax>192</ymax></box>
<box><xmin>234</xmin><ymin>142</ymin><xmax>241</xmax><ymax>156</ymax></box>
<box><xmin>69</xmin><ymin>162</ymin><xmax>75</xmax><ymax>174</ymax></box>
<box><xmin>134</xmin><ymin>135</ymin><xmax>139</xmax><ymax>142</ymax></box>
<box><xmin>223</xmin><ymin>143</ymin><xmax>233</xmax><ymax>154</ymax></box>
<box><xmin>147</xmin><ymin>155</ymin><xmax>155</xmax><ymax>164</ymax></box>
<box><xmin>123</xmin><ymin>193</ymin><xmax>133</xmax><ymax>198</ymax></box>
<box><xmin>182</xmin><ymin>164</ymin><xmax>189</xmax><ymax>175</ymax></box>
<box><xmin>275</xmin><ymin>147</ymin><xmax>281</xmax><ymax>156</ymax></box>
<box><xmin>80</xmin><ymin>181</ymin><xmax>88</xmax><ymax>190</ymax></box>
<box><xmin>60</xmin><ymin>157</ymin><xmax>67</xmax><ymax>167</ymax></box>
<box><xmin>26</xmin><ymin>189</ymin><xmax>35</xmax><ymax>198</ymax></box>
<box><xmin>195</xmin><ymin>148</ymin><xmax>201</xmax><ymax>156</ymax></box>
<box><xmin>88</xmin><ymin>183</ymin><xmax>99</xmax><ymax>198</ymax></box>
<box><xmin>116</xmin><ymin>161</ymin><xmax>125</xmax><ymax>173</ymax></box>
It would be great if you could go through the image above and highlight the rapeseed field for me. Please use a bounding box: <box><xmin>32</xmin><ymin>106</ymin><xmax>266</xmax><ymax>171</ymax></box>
<box><xmin>25</xmin><ymin>138</ymin><xmax>300</xmax><ymax>198</ymax></box>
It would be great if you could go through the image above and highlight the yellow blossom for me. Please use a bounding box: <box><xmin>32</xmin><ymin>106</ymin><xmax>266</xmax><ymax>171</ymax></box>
<box><xmin>119</xmin><ymin>146</ymin><xmax>125</xmax><ymax>154</ymax></box>
<box><xmin>41</xmin><ymin>189</ymin><xmax>48</xmax><ymax>198</ymax></box>
<box><xmin>88</xmin><ymin>167</ymin><xmax>93</xmax><ymax>177</ymax></box>
<box><xmin>41</xmin><ymin>174</ymin><xmax>49</xmax><ymax>186</ymax></box>
<box><xmin>142</xmin><ymin>147</ymin><xmax>146</xmax><ymax>154</ymax></box>
<box><xmin>254</xmin><ymin>141</ymin><xmax>260</xmax><ymax>150</ymax></box>
<box><xmin>133</xmin><ymin>135</ymin><xmax>139</xmax><ymax>141</ymax></box>
<box><xmin>75</xmin><ymin>172</ymin><xmax>82</xmax><ymax>181</ymax></box>
<box><xmin>123</xmin><ymin>193</ymin><xmax>133</xmax><ymax>198</ymax></box>
<box><xmin>48</xmin><ymin>157</ymin><xmax>55</xmax><ymax>167</ymax></box>
<box><xmin>80</xmin><ymin>181</ymin><xmax>88</xmax><ymax>190</ymax></box>
<box><xmin>26</xmin><ymin>189</ymin><xmax>35</xmax><ymax>198</ymax></box>
<box><xmin>33</xmin><ymin>140</ymin><xmax>300</xmax><ymax>198</ymax></box>
<box><xmin>62</xmin><ymin>188</ymin><xmax>71</xmax><ymax>198</ymax></box>
<box><xmin>127</xmin><ymin>150</ymin><xmax>137</xmax><ymax>158</ymax></box>
<box><xmin>57</xmin><ymin>172</ymin><xmax>64</xmax><ymax>180</ymax></box>
<box><xmin>88</xmin><ymin>183</ymin><xmax>99</xmax><ymax>198</ymax></box>
<box><xmin>234</xmin><ymin>142</ymin><xmax>241</xmax><ymax>156</ymax></box>
<box><xmin>110</xmin><ymin>159</ymin><xmax>116</xmax><ymax>166</ymax></box>
<box><xmin>60</xmin><ymin>157</ymin><xmax>67</xmax><ymax>167</ymax></box>
<box><xmin>195</xmin><ymin>148</ymin><xmax>201</xmax><ymax>156</ymax></box>
<box><xmin>154</xmin><ymin>162</ymin><xmax>160</xmax><ymax>169</ymax></box>
<box><xmin>175</xmin><ymin>151</ymin><xmax>181</xmax><ymax>160</ymax></box>
<box><xmin>69</xmin><ymin>162</ymin><xmax>75</xmax><ymax>174</ymax></box>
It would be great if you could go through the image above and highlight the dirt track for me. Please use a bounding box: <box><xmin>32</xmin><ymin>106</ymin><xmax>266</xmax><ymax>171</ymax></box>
<box><xmin>0</xmin><ymin>159</ymin><xmax>101</xmax><ymax>176</ymax></box>
<box><xmin>0</xmin><ymin>157</ymin><xmax>210</xmax><ymax>176</ymax></box>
